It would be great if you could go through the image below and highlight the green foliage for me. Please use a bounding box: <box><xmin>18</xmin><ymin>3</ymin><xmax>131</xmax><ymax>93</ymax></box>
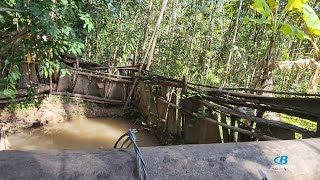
<box><xmin>280</xmin><ymin>114</ymin><xmax>317</xmax><ymax>132</ymax></box>
<box><xmin>123</xmin><ymin>105</ymin><xmax>141</xmax><ymax>122</ymax></box>
<box><xmin>5</xmin><ymin>93</ymin><xmax>36</xmax><ymax>113</ymax></box>
<box><xmin>142</xmin><ymin>72</ymin><xmax>158</xmax><ymax>86</ymax></box>
<box><xmin>301</xmin><ymin>4</ymin><xmax>320</xmax><ymax>35</ymax></box>
<box><xmin>0</xmin><ymin>0</ymin><xmax>319</xmax><ymax>96</ymax></box>
<box><xmin>0</xmin><ymin>0</ymin><xmax>89</xmax><ymax>93</ymax></box>
<box><xmin>280</xmin><ymin>23</ymin><xmax>310</xmax><ymax>40</ymax></box>
<box><xmin>79</xmin><ymin>13</ymin><xmax>94</xmax><ymax>32</ymax></box>
<box><xmin>251</xmin><ymin>0</ymin><xmax>272</xmax><ymax>18</ymax></box>
<box><xmin>250</xmin><ymin>0</ymin><xmax>320</xmax><ymax>42</ymax></box>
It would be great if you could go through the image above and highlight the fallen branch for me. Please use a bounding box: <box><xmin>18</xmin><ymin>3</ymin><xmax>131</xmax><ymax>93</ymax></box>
<box><xmin>52</xmin><ymin>92</ymin><xmax>124</xmax><ymax>104</ymax></box>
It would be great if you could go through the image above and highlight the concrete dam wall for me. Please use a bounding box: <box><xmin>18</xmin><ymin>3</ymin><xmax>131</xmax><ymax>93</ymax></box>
<box><xmin>0</xmin><ymin>138</ymin><xmax>319</xmax><ymax>180</ymax></box>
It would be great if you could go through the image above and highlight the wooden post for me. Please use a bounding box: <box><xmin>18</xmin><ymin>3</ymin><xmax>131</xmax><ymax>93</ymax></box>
<box><xmin>316</xmin><ymin>118</ymin><xmax>320</xmax><ymax>137</ymax></box>
<box><xmin>124</xmin><ymin>63</ymin><xmax>145</xmax><ymax>107</ymax></box>
<box><xmin>18</xmin><ymin>62</ymin><xmax>30</xmax><ymax>89</ymax></box>
<box><xmin>182</xmin><ymin>75</ymin><xmax>187</xmax><ymax>94</ymax></box>
<box><xmin>220</xmin><ymin>113</ymin><xmax>230</xmax><ymax>143</ymax></box>
<box><xmin>49</xmin><ymin>74</ymin><xmax>53</xmax><ymax>94</ymax></box>
<box><xmin>180</xmin><ymin>75</ymin><xmax>187</xmax><ymax>141</ymax></box>
<box><xmin>229</xmin><ymin>115</ymin><xmax>236</xmax><ymax>142</ymax></box>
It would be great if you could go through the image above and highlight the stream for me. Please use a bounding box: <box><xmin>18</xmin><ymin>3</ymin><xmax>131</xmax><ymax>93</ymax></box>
<box><xmin>7</xmin><ymin>117</ymin><xmax>159</xmax><ymax>150</ymax></box>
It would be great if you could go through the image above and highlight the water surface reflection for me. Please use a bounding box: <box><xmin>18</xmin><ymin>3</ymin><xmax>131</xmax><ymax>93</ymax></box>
<box><xmin>8</xmin><ymin>117</ymin><xmax>159</xmax><ymax>150</ymax></box>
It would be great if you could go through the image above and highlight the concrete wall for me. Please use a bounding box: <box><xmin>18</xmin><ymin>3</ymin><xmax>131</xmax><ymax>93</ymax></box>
<box><xmin>0</xmin><ymin>138</ymin><xmax>319</xmax><ymax>180</ymax></box>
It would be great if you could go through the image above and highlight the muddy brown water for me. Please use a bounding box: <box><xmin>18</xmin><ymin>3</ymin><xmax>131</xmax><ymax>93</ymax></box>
<box><xmin>7</xmin><ymin>117</ymin><xmax>159</xmax><ymax>150</ymax></box>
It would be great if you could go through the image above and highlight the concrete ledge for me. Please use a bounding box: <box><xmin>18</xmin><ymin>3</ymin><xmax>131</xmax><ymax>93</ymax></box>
<box><xmin>0</xmin><ymin>138</ymin><xmax>319</xmax><ymax>180</ymax></box>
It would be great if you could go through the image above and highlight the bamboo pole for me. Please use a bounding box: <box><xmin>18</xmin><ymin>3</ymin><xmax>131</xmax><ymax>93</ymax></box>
<box><xmin>188</xmin><ymin>82</ymin><xmax>320</xmax><ymax>97</ymax></box>
<box><xmin>201</xmin><ymin>94</ymin><xmax>320</xmax><ymax>122</ymax></box>
<box><xmin>157</xmin><ymin>98</ymin><xmax>278</xmax><ymax>141</ymax></box>
<box><xmin>124</xmin><ymin>64</ymin><xmax>144</xmax><ymax>107</ymax></box>
<box><xmin>199</xmin><ymin>100</ymin><xmax>315</xmax><ymax>137</ymax></box>
<box><xmin>220</xmin><ymin>113</ymin><xmax>230</xmax><ymax>143</ymax></box>
<box><xmin>68</xmin><ymin>70</ymin><xmax>133</xmax><ymax>83</ymax></box>
<box><xmin>52</xmin><ymin>92</ymin><xmax>124</xmax><ymax>104</ymax></box>
<box><xmin>90</xmin><ymin>65</ymin><xmax>142</xmax><ymax>70</ymax></box>
<box><xmin>66</xmin><ymin>66</ymin><xmax>133</xmax><ymax>79</ymax></box>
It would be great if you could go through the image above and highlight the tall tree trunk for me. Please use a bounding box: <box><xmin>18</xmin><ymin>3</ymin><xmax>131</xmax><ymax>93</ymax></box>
<box><xmin>141</xmin><ymin>0</ymin><xmax>153</xmax><ymax>57</ymax></box>
<box><xmin>226</xmin><ymin>0</ymin><xmax>243</xmax><ymax>73</ymax></box>
<box><xmin>145</xmin><ymin>0</ymin><xmax>169</xmax><ymax>70</ymax></box>
<box><xmin>251</xmin><ymin>34</ymin><xmax>276</xmax><ymax>94</ymax></box>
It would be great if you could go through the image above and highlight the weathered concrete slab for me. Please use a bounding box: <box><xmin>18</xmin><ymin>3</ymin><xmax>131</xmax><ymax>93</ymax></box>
<box><xmin>0</xmin><ymin>138</ymin><xmax>319</xmax><ymax>180</ymax></box>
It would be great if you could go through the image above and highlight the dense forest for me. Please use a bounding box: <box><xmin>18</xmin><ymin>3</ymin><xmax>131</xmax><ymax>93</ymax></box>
<box><xmin>1</xmin><ymin>0</ymin><xmax>320</xmax><ymax>98</ymax></box>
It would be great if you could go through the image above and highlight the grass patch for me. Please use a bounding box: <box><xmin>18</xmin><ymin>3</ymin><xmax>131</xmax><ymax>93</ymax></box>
<box><xmin>279</xmin><ymin>114</ymin><xmax>317</xmax><ymax>132</ymax></box>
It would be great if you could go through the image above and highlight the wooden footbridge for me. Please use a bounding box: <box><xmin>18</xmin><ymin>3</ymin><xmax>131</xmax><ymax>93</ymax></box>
<box><xmin>2</xmin><ymin>55</ymin><xmax>319</xmax><ymax>143</ymax></box>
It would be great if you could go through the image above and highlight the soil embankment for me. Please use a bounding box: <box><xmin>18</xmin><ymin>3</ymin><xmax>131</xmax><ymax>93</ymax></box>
<box><xmin>0</xmin><ymin>95</ymin><xmax>123</xmax><ymax>134</ymax></box>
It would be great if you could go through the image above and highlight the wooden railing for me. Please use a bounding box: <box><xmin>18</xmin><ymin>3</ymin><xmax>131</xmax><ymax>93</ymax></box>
<box><xmin>133</xmin><ymin>70</ymin><xmax>320</xmax><ymax>143</ymax></box>
<box><xmin>1</xmin><ymin>55</ymin><xmax>319</xmax><ymax>143</ymax></box>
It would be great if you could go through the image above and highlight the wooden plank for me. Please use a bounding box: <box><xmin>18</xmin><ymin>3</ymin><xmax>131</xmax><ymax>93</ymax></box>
<box><xmin>107</xmin><ymin>82</ymin><xmax>125</xmax><ymax>100</ymax></box>
<box><xmin>57</xmin><ymin>74</ymin><xmax>73</xmax><ymax>92</ymax></box>
<box><xmin>200</xmin><ymin>100</ymin><xmax>316</xmax><ymax>137</ymax></box>
<box><xmin>88</xmin><ymin>77</ymin><xmax>102</xmax><ymax>97</ymax></box>
<box><xmin>180</xmin><ymin>98</ymin><xmax>202</xmax><ymax>144</ymax></box>
<box><xmin>72</xmin><ymin>74</ymin><xmax>90</xmax><ymax>95</ymax></box>
<box><xmin>199</xmin><ymin>110</ymin><xmax>221</xmax><ymax>144</ymax></box>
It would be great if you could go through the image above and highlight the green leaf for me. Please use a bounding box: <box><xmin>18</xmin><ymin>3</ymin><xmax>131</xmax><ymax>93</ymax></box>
<box><xmin>245</xmin><ymin>18</ymin><xmax>271</xmax><ymax>24</ymax></box>
<box><xmin>301</xmin><ymin>4</ymin><xmax>320</xmax><ymax>36</ymax></box>
<box><xmin>251</xmin><ymin>0</ymin><xmax>272</xmax><ymax>18</ymax></box>
<box><xmin>280</xmin><ymin>23</ymin><xmax>310</xmax><ymax>40</ymax></box>
<box><xmin>0</xmin><ymin>15</ymin><xmax>5</xmax><ymax>23</ymax></box>
<box><xmin>2</xmin><ymin>89</ymin><xmax>16</xmax><ymax>99</ymax></box>
<box><xmin>266</xmin><ymin>0</ymin><xmax>279</xmax><ymax>10</ymax></box>
<box><xmin>284</xmin><ymin>0</ymin><xmax>307</xmax><ymax>12</ymax></box>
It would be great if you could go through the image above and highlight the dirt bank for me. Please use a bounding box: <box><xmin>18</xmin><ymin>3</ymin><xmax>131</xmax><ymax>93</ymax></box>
<box><xmin>0</xmin><ymin>95</ymin><xmax>123</xmax><ymax>134</ymax></box>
